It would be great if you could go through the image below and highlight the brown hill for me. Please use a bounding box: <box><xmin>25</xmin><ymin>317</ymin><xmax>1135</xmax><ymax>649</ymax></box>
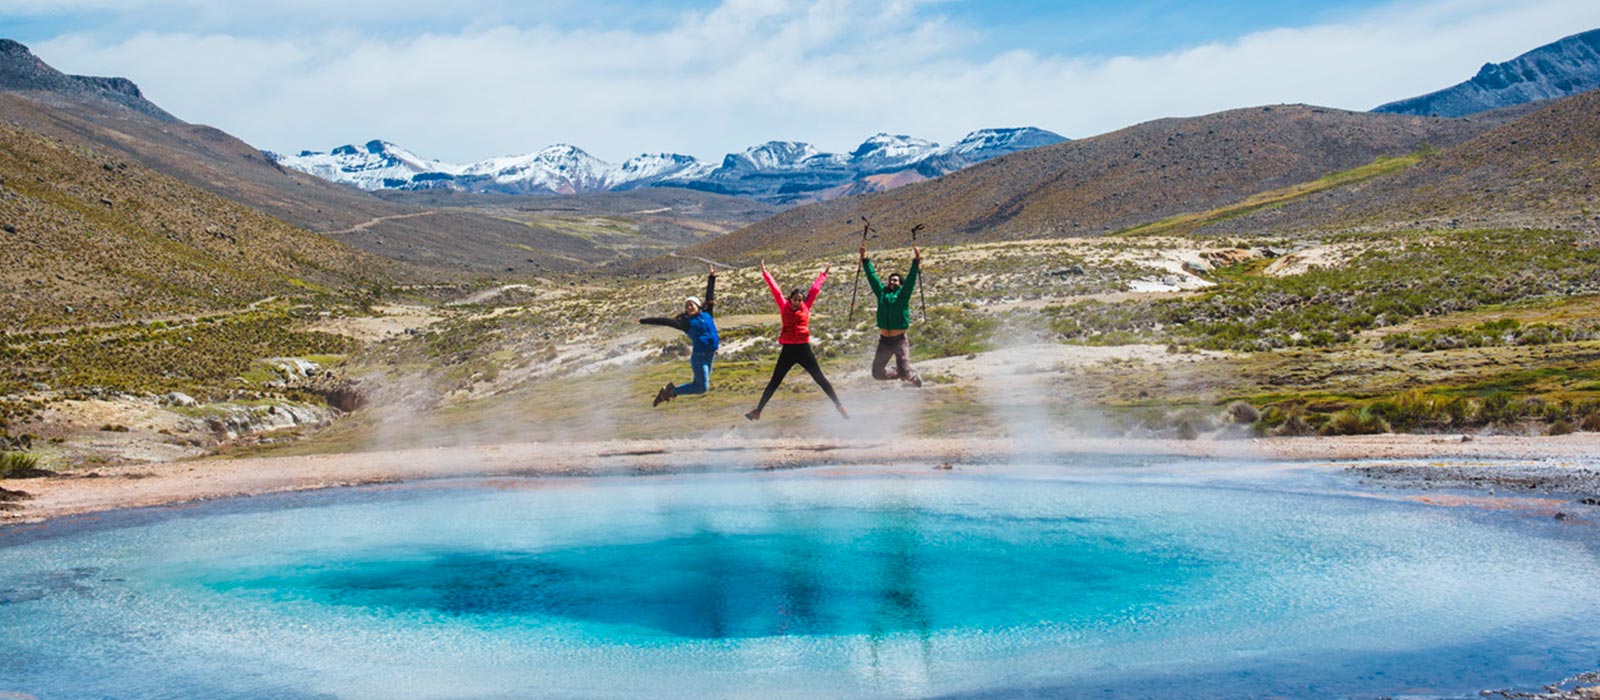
<box><xmin>0</xmin><ymin>124</ymin><xmax>396</xmax><ymax>331</ymax></box>
<box><xmin>0</xmin><ymin>41</ymin><xmax>758</xmax><ymax>274</ymax></box>
<box><xmin>648</xmin><ymin>105</ymin><xmax>1507</xmax><ymax>269</ymax></box>
<box><xmin>1193</xmin><ymin>89</ymin><xmax>1600</xmax><ymax>235</ymax></box>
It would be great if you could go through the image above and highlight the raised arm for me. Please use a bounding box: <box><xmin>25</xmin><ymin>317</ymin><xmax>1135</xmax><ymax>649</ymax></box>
<box><xmin>702</xmin><ymin>269</ymin><xmax>717</xmax><ymax>315</ymax></box>
<box><xmin>902</xmin><ymin>255</ymin><xmax>920</xmax><ymax>295</ymax></box>
<box><xmin>803</xmin><ymin>267</ymin><xmax>828</xmax><ymax>307</ymax></box>
<box><xmin>863</xmin><ymin>257</ymin><xmax>884</xmax><ymax>298</ymax></box>
<box><xmin>761</xmin><ymin>265</ymin><xmax>788</xmax><ymax>312</ymax></box>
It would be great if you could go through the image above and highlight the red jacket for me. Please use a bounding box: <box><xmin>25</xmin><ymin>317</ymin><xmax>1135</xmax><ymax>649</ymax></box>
<box><xmin>763</xmin><ymin>268</ymin><xmax>827</xmax><ymax>345</ymax></box>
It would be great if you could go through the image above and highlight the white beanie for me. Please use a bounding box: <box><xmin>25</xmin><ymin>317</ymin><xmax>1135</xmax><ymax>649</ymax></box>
<box><xmin>685</xmin><ymin>296</ymin><xmax>701</xmax><ymax>307</ymax></box>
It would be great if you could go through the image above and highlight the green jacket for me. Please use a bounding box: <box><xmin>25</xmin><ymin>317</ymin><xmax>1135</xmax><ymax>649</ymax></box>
<box><xmin>864</xmin><ymin>258</ymin><xmax>919</xmax><ymax>330</ymax></box>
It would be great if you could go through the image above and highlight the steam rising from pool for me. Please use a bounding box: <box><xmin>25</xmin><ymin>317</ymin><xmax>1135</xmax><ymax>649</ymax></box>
<box><xmin>2</xmin><ymin>467</ymin><xmax>1598</xmax><ymax>699</ymax></box>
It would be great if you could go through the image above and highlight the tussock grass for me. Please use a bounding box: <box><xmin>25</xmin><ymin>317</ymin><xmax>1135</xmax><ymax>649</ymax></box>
<box><xmin>0</xmin><ymin>451</ymin><xmax>50</xmax><ymax>479</ymax></box>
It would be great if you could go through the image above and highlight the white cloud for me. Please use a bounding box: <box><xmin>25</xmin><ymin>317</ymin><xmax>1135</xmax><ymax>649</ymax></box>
<box><xmin>26</xmin><ymin>0</ymin><xmax>1600</xmax><ymax>163</ymax></box>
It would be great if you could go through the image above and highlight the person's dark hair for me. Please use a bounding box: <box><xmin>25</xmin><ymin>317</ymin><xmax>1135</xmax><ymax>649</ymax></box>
<box><xmin>790</xmin><ymin>287</ymin><xmax>804</xmax><ymax>299</ymax></box>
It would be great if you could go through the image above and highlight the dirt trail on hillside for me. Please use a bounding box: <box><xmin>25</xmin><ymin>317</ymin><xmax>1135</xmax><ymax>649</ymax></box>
<box><xmin>5</xmin><ymin>434</ymin><xmax>1599</xmax><ymax>525</ymax></box>
<box><xmin>322</xmin><ymin>210</ymin><xmax>437</xmax><ymax>235</ymax></box>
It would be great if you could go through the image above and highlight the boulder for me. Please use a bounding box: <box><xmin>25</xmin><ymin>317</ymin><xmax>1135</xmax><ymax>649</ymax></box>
<box><xmin>162</xmin><ymin>392</ymin><xmax>197</xmax><ymax>408</ymax></box>
<box><xmin>1178</xmin><ymin>253</ymin><xmax>1212</xmax><ymax>274</ymax></box>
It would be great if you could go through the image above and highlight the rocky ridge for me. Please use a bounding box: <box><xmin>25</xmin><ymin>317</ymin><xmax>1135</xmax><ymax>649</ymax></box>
<box><xmin>1374</xmin><ymin>28</ymin><xmax>1600</xmax><ymax>117</ymax></box>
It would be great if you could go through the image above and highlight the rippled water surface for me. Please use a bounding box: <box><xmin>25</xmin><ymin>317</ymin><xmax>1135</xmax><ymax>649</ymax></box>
<box><xmin>2</xmin><ymin>466</ymin><xmax>1598</xmax><ymax>699</ymax></box>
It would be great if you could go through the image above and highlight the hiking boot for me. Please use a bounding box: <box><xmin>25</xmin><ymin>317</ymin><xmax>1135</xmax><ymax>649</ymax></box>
<box><xmin>909</xmin><ymin>374</ymin><xmax>923</xmax><ymax>388</ymax></box>
<box><xmin>744</xmin><ymin>409</ymin><xmax>762</xmax><ymax>421</ymax></box>
<box><xmin>652</xmin><ymin>385</ymin><xmax>670</xmax><ymax>407</ymax></box>
<box><xmin>663</xmin><ymin>382</ymin><xmax>677</xmax><ymax>401</ymax></box>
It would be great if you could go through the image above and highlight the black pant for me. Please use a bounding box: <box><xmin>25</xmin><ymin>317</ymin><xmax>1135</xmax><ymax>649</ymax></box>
<box><xmin>755</xmin><ymin>343</ymin><xmax>841</xmax><ymax>411</ymax></box>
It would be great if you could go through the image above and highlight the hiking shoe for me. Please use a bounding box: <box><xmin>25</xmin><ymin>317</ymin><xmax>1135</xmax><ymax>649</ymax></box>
<box><xmin>837</xmin><ymin>404</ymin><xmax>850</xmax><ymax>419</ymax></box>
<box><xmin>663</xmin><ymin>382</ymin><xmax>677</xmax><ymax>401</ymax></box>
<box><xmin>652</xmin><ymin>385</ymin><xmax>670</xmax><ymax>407</ymax></box>
<box><xmin>744</xmin><ymin>409</ymin><xmax>762</xmax><ymax>421</ymax></box>
<box><xmin>909</xmin><ymin>374</ymin><xmax>923</xmax><ymax>388</ymax></box>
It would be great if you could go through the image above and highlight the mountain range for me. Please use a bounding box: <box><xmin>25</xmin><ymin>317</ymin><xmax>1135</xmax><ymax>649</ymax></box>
<box><xmin>651</xmin><ymin>104</ymin><xmax>1520</xmax><ymax>269</ymax></box>
<box><xmin>0</xmin><ymin>39</ymin><xmax>777</xmax><ymax>274</ymax></box>
<box><xmin>272</xmin><ymin>128</ymin><xmax>1067</xmax><ymax>204</ymax></box>
<box><xmin>5</xmin><ymin>24</ymin><xmax>1600</xmax><ymax>283</ymax></box>
<box><xmin>1373</xmin><ymin>27</ymin><xmax>1600</xmax><ymax>117</ymax></box>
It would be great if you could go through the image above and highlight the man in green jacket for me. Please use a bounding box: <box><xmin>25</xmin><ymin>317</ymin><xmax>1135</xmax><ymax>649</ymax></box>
<box><xmin>860</xmin><ymin>244</ymin><xmax>923</xmax><ymax>387</ymax></box>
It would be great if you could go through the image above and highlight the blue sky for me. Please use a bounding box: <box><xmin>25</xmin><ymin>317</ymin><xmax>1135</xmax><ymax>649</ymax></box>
<box><xmin>2</xmin><ymin>1</ymin><xmax>1408</xmax><ymax>59</ymax></box>
<box><xmin>2</xmin><ymin>0</ymin><xmax>1597</xmax><ymax>163</ymax></box>
<box><xmin>942</xmin><ymin>0</ymin><xmax>1395</xmax><ymax>57</ymax></box>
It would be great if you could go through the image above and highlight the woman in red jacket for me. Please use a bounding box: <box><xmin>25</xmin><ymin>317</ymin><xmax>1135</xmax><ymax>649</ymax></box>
<box><xmin>745</xmin><ymin>260</ymin><xmax>848</xmax><ymax>421</ymax></box>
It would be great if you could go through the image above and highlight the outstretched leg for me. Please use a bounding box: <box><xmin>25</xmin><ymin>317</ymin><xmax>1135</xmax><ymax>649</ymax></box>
<box><xmin>793</xmin><ymin>345</ymin><xmax>846</xmax><ymax>416</ymax></box>
<box><xmin>750</xmin><ymin>346</ymin><xmax>800</xmax><ymax>417</ymax></box>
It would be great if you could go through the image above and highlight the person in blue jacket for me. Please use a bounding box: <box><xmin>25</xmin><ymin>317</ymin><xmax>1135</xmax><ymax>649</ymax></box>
<box><xmin>639</xmin><ymin>265</ymin><xmax>720</xmax><ymax>407</ymax></box>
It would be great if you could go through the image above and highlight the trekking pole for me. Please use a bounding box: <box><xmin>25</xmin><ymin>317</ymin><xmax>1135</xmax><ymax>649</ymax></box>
<box><xmin>911</xmin><ymin>223</ymin><xmax>928</xmax><ymax>322</ymax></box>
<box><xmin>847</xmin><ymin>217</ymin><xmax>873</xmax><ymax>323</ymax></box>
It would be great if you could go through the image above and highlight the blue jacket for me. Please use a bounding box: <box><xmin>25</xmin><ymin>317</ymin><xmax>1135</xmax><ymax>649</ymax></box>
<box><xmin>640</xmin><ymin>274</ymin><xmax>719</xmax><ymax>352</ymax></box>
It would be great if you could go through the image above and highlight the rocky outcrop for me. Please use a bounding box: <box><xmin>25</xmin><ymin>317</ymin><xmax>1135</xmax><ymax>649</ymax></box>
<box><xmin>1374</xmin><ymin>28</ymin><xmax>1600</xmax><ymax>117</ymax></box>
<box><xmin>199</xmin><ymin>402</ymin><xmax>336</xmax><ymax>441</ymax></box>
<box><xmin>0</xmin><ymin>39</ymin><xmax>177</xmax><ymax>121</ymax></box>
<box><xmin>258</xmin><ymin>358</ymin><xmax>368</xmax><ymax>412</ymax></box>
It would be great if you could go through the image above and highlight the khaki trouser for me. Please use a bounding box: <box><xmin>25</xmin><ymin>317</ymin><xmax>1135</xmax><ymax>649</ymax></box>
<box><xmin>871</xmin><ymin>334</ymin><xmax>918</xmax><ymax>382</ymax></box>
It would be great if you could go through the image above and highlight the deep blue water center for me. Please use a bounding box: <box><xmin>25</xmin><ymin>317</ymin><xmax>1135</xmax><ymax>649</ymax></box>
<box><xmin>2</xmin><ymin>466</ymin><xmax>1599</xmax><ymax>700</ymax></box>
<box><xmin>211</xmin><ymin>509</ymin><xmax>1200</xmax><ymax>640</ymax></box>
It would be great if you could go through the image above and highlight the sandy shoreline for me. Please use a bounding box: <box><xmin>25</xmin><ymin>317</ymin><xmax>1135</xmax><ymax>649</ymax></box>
<box><xmin>4</xmin><ymin>433</ymin><xmax>1600</xmax><ymax>525</ymax></box>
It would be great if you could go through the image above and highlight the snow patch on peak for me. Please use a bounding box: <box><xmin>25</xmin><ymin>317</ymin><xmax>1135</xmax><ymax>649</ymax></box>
<box><xmin>945</xmin><ymin>127</ymin><xmax>1068</xmax><ymax>158</ymax></box>
<box><xmin>605</xmin><ymin>153</ymin><xmax>716</xmax><ymax>189</ymax></box>
<box><xmin>849</xmin><ymin>132</ymin><xmax>940</xmax><ymax>171</ymax></box>
<box><xmin>725</xmin><ymin>141</ymin><xmax>822</xmax><ymax>171</ymax></box>
<box><xmin>851</xmin><ymin>132</ymin><xmax>937</xmax><ymax>157</ymax></box>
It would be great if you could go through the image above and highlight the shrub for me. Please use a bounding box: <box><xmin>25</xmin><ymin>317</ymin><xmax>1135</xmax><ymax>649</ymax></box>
<box><xmin>1176</xmin><ymin>420</ymin><xmax>1200</xmax><ymax>441</ymax></box>
<box><xmin>1226</xmin><ymin>401</ymin><xmax>1261</xmax><ymax>425</ymax></box>
<box><xmin>1478</xmin><ymin>392</ymin><xmax>1522</xmax><ymax>426</ymax></box>
<box><xmin>1581</xmin><ymin>412</ymin><xmax>1600</xmax><ymax>433</ymax></box>
<box><xmin>1319</xmin><ymin>408</ymin><xmax>1391</xmax><ymax>436</ymax></box>
<box><xmin>1548</xmin><ymin>418</ymin><xmax>1575</xmax><ymax>436</ymax></box>
<box><xmin>0</xmin><ymin>451</ymin><xmax>50</xmax><ymax>479</ymax></box>
<box><xmin>1367</xmin><ymin>389</ymin><xmax>1456</xmax><ymax>431</ymax></box>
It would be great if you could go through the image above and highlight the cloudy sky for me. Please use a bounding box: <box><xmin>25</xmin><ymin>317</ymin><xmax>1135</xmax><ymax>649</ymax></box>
<box><xmin>3</xmin><ymin>0</ymin><xmax>1597</xmax><ymax>163</ymax></box>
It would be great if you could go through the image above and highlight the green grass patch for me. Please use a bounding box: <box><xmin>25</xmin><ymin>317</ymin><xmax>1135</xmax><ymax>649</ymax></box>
<box><xmin>1048</xmin><ymin>229</ymin><xmax>1600</xmax><ymax>351</ymax></box>
<box><xmin>1114</xmin><ymin>150</ymin><xmax>1429</xmax><ymax>238</ymax></box>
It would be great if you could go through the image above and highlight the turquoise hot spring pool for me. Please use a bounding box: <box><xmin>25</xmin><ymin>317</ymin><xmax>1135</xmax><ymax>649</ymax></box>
<box><xmin>1</xmin><ymin>463</ymin><xmax>1597</xmax><ymax>699</ymax></box>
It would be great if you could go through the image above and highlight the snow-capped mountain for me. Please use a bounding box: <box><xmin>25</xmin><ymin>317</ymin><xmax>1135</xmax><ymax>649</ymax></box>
<box><xmin>451</xmin><ymin>144</ymin><xmax>612</xmax><ymax>195</ymax></box>
<box><xmin>944</xmin><ymin>127</ymin><xmax>1067</xmax><ymax>161</ymax></box>
<box><xmin>604</xmin><ymin>153</ymin><xmax>716</xmax><ymax>190</ymax></box>
<box><xmin>719</xmin><ymin>141</ymin><xmax>825</xmax><ymax>171</ymax></box>
<box><xmin>272</xmin><ymin>139</ymin><xmax>462</xmax><ymax>190</ymax></box>
<box><xmin>273</xmin><ymin>127</ymin><xmax>1068</xmax><ymax>202</ymax></box>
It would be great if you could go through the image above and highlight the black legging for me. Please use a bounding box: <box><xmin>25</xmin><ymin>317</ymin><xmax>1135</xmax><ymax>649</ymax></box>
<box><xmin>755</xmin><ymin>343</ymin><xmax>841</xmax><ymax>412</ymax></box>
